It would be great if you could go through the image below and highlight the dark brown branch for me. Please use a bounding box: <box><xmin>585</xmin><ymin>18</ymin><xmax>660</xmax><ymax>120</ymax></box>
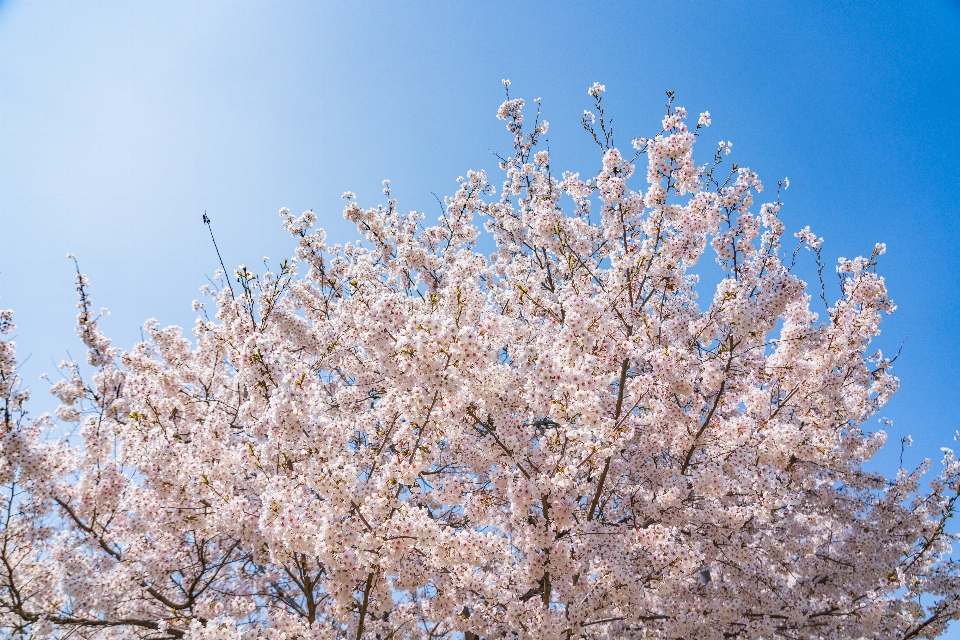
<box><xmin>587</xmin><ymin>357</ymin><xmax>629</xmax><ymax>522</ymax></box>
<box><xmin>356</xmin><ymin>571</ymin><xmax>375</xmax><ymax>640</ymax></box>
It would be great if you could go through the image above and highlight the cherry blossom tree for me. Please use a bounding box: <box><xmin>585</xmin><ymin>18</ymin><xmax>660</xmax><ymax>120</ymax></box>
<box><xmin>3</xmin><ymin>82</ymin><xmax>960</xmax><ymax>639</ymax></box>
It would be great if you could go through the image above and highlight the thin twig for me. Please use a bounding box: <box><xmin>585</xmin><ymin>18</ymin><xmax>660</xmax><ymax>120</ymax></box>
<box><xmin>203</xmin><ymin>211</ymin><xmax>235</xmax><ymax>298</ymax></box>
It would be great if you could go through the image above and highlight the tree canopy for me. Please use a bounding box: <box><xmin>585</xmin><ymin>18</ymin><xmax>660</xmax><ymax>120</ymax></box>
<box><xmin>2</xmin><ymin>83</ymin><xmax>958</xmax><ymax>640</ymax></box>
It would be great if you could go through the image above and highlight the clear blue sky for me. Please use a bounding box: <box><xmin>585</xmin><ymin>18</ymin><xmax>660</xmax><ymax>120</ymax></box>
<box><xmin>1</xmin><ymin>0</ymin><xmax>959</xmax><ymax>626</ymax></box>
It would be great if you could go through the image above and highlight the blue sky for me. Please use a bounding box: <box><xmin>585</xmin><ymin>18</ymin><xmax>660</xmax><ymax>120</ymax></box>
<box><xmin>1</xmin><ymin>0</ymin><xmax>959</xmax><ymax>626</ymax></box>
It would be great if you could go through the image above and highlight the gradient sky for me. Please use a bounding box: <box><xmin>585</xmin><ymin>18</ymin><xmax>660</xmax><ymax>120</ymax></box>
<box><xmin>1</xmin><ymin>0</ymin><xmax>960</xmax><ymax>630</ymax></box>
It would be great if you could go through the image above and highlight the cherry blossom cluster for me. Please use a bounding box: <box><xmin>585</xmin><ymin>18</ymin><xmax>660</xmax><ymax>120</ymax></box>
<box><xmin>2</xmin><ymin>84</ymin><xmax>959</xmax><ymax>640</ymax></box>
